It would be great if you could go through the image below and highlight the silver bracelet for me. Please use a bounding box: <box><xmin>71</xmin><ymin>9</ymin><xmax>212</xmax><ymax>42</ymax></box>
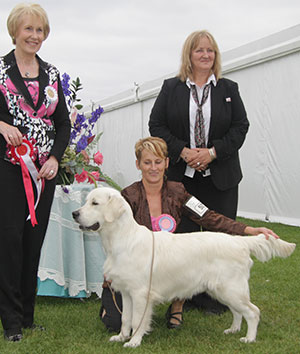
<box><xmin>208</xmin><ymin>147</ymin><xmax>216</xmax><ymax>160</ymax></box>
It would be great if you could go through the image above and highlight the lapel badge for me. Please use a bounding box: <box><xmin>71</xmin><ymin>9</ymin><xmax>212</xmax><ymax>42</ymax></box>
<box><xmin>226</xmin><ymin>97</ymin><xmax>231</xmax><ymax>102</ymax></box>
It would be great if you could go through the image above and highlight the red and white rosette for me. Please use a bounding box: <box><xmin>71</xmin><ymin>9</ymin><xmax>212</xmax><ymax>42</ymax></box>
<box><xmin>9</xmin><ymin>139</ymin><xmax>44</xmax><ymax>226</ymax></box>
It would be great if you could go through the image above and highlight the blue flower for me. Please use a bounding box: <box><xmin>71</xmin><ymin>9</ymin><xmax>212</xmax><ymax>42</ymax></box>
<box><xmin>76</xmin><ymin>135</ymin><xmax>89</xmax><ymax>153</ymax></box>
<box><xmin>72</xmin><ymin>114</ymin><xmax>86</xmax><ymax>137</ymax></box>
<box><xmin>61</xmin><ymin>186</ymin><xmax>69</xmax><ymax>193</ymax></box>
<box><xmin>69</xmin><ymin>130</ymin><xmax>77</xmax><ymax>144</ymax></box>
<box><xmin>75</xmin><ymin>113</ymin><xmax>86</xmax><ymax>126</ymax></box>
<box><xmin>89</xmin><ymin>106</ymin><xmax>104</xmax><ymax>124</ymax></box>
<box><xmin>61</xmin><ymin>73</ymin><xmax>71</xmax><ymax>97</ymax></box>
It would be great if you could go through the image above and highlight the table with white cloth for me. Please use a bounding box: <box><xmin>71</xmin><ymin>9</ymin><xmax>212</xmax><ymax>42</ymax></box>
<box><xmin>37</xmin><ymin>184</ymin><xmax>106</xmax><ymax>298</ymax></box>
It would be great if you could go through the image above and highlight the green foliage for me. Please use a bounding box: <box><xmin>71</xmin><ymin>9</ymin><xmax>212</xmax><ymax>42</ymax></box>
<box><xmin>70</xmin><ymin>77</ymin><xmax>83</xmax><ymax>109</ymax></box>
<box><xmin>0</xmin><ymin>219</ymin><xmax>298</xmax><ymax>353</ymax></box>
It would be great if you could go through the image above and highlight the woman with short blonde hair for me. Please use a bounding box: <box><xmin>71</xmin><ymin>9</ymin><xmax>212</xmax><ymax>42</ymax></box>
<box><xmin>7</xmin><ymin>3</ymin><xmax>50</xmax><ymax>44</ymax></box>
<box><xmin>0</xmin><ymin>3</ymin><xmax>70</xmax><ymax>342</ymax></box>
<box><xmin>135</xmin><ymin>136</ymin><xmax>168</xmax><ymax>162</ymax></box>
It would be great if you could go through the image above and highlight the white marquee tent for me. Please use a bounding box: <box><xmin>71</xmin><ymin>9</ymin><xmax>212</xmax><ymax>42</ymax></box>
<box><xmin>92</xmin><ymin>24</ymin><xmax>300</xmax><ymax>227</ymax></box>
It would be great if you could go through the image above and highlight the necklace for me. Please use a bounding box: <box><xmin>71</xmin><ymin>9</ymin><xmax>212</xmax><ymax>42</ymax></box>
<box><xmin>25</xmin><ymin>71</ymin><xmax>30</xmax><ymax>78</ymax></box>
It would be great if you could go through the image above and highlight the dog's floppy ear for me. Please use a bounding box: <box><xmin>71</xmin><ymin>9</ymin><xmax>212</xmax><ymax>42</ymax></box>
<box><xmin>103</xmin><ymin>194</ymin><xmax>126</xmax><ymax>223</ymax></box>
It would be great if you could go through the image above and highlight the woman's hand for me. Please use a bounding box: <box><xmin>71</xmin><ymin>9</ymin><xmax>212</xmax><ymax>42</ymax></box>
<box><xmin>0</xmin><ymin>121</ymin><xmax>23</xmax><ymax>146</ymax></box>
<box><xmin>181</xmin><ymin>147</ymin><xmax>210</xmax><ymax>171</ymax></box>
<box><xmin>244</xmin><ymin>226</ymin><xmax>280</xmax><ymax>240</ymax></box>
<box><xmin>38</xmin><ymin>155</ymin><xmax>59</xmax><ymax>181</ymax></box>
<box><xmin>188</xmin><ymin>148</ymin><xmax>211</xmax><ymax>171</ymax></box>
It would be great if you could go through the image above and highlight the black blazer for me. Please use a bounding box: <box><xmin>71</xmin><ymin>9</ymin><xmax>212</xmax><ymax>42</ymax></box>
<box><xmin>149</xmin><ymin>77</ymin><xmax>249</xmax><ymax>191</ymax></box>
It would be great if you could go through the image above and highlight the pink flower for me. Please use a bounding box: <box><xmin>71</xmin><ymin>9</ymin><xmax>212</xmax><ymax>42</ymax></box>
<box><xmin>70</xmin><ymin>107</ymin><xmax>78</xmax><ymax>124</ymax></box>
<box><xmin>87</xmin><ymin>171</ymin><xmax>100</xmax><ymax>184</ymax></box>
<box><xmin>93</xmin><ymin>151</ymin><xmax>103</xmax><ymax>165</ymax></box>
<box><xmin>75</xmin><ymin>169</ymin><xmax>88</xmax><ymax>183</ymax></box>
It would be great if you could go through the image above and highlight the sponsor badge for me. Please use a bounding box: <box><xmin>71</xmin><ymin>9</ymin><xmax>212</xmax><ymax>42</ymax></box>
<box><xmin>185</xmin><ymin>196</ymin><xmax>208</xmax><ymax>217</ymax></box>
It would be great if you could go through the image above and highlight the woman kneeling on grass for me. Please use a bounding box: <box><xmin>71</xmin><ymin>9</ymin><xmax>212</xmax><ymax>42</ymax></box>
<box><xmin>100</xmin><ymin>136</ymin><xmax>278</xmax><ymax>332</ymax></box>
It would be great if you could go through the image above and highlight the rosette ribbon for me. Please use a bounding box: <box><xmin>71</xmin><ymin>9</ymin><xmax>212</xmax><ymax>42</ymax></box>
<box><xmin>155</xmin><ymin>214</ymin><xmax>176</xmax><ymax>233</ymax></box>
<box><xmin>9</xmin><ymin>139</ymin><xmax>44</xmax><ymax>226</ymax></box>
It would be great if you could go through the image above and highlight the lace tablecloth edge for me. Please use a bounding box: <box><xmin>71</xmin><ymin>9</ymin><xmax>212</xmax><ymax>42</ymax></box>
<box><xmin>38</xmin><ymin>268</ymin><xmax>103</xmax><ymax>297</ymax></box>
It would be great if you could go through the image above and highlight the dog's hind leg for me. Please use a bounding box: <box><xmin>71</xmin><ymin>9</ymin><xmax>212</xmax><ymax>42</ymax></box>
<box><xmin>123</xmin><ymin>294</ymin><xmax>153</xmax><ymax>348</ymax></box>
<box><xmin>224</xmin><ymin>308</ymin><xmax>242</xmax><ymax>334</ymax></box>
<box><xmin>109</xmin><ymin>292</ymin><xmax>132</xmax><ymax>343</ymax></box>
<box><xmin>224</xmin><ymin>302</ymin><xmax>259</xmax><ymax>342</ymax></box>
<box><xmin>222</xmin><ymin>296</ymin><xmax>260</xmax><ymax>342</ymax></box>
<box><xmin>222</xmin><ymin>300</ymin><xmax>259</xmax><ymax>342</ymax></box>
<box><xmin>212</xmin><ymin>277</ymin><xmax>260</xmax><ymax>343</ymax></box>
<box><xmin>239</xmin><ymin>302</ymin><xmax>260</xmax><ymax>343</ymax></box>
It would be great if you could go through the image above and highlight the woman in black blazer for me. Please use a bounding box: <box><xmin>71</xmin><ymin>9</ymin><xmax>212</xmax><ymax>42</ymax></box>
<box><xmin>0</xmin><ymin>4</ymin><xmax>70</xmax><ymax>342</ymax></box>
<box><xmin>149</xmin><ymin>30</ymin><xmax>249</xmax><ymax>323</ymax></box>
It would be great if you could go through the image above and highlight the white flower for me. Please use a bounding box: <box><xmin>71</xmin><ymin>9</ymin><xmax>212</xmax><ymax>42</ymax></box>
<box><xmin>45</xmin><ymin>86</ymin><xmax>58</xmax><ymax>103</ymax></box>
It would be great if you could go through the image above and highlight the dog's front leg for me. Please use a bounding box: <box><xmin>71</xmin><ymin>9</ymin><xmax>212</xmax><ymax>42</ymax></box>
<box><xmin>120</xmin><ymin>292</ymin><xmax>133</xmax><ymax>338</ymax></box>
<box><xmin>123</xmin><ymin>293</ymin><xmax>153</xmax><ymax>348</ymax></box>
<box><xmin>109</xmin><ymin>292</ymin><xmax>132</xmax><ymax>343</ymax></box>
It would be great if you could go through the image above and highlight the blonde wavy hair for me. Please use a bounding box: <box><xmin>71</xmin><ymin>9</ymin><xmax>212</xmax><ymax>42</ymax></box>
<box><xmin>7</xmin><ymin>3</ymin><xmax>50</xmax><ymax>44</ymax></box>
<box><xmin>135</xmin><ymin>137</ymin><xmax>168</xmax><ymax>162</ymax></box>
<box><xmin>178</xmin><ymin>30</ymin><xmax>222</xmax><ymax>82</ymax></box>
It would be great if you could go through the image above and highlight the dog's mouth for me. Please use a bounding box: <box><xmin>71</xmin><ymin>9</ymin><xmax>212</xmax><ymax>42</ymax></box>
<box><xmin>79</xmin><ymin>222</ymin><xmax>100</xmax><ymax>231</ymax></box>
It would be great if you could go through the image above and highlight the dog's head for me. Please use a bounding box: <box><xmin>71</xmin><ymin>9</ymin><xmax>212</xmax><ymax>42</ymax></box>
<box><xmin>72</xmin><ymin>187</ymin><xmax>126</xmax><ymax>231</ymax></box>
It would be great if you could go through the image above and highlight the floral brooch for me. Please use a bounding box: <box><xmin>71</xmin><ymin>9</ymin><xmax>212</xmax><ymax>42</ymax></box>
<box><xmin>44</xmin><ymin>86</ymin><xmax>58</xmax><ymax>103</ymax></box>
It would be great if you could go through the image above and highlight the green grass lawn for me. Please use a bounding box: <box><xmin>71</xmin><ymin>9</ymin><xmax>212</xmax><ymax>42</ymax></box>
<box><xmin>0</xmin><ymin>218</ymin><xmax>299</xmax><ymax>354</ymax></box>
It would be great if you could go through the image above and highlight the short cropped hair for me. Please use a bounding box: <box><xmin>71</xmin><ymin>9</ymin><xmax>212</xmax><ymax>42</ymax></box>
<box><xmin>7</xmin><ymin>3</ymin><xmax>50</xmax><ymax>44</ymax></box>
<box><xmin>178</xmin><ymin>30</ymin><xmax>222</xmax><ymax>82</ymax></box>
<box><xmin>135</xmin><ymin>137</ymin><xmax>168</xmax><ymax>162</ymax></box>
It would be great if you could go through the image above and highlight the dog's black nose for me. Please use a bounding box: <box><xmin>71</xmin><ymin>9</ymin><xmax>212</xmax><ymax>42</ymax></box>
<box><xmin>72</xmin><ymin>210</ymin><xmax>79</xmax><ymax>220</ymax></box>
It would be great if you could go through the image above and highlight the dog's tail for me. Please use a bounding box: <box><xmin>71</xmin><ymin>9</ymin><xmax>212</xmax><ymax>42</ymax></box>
<box><xmin>241</xmin><ymin>234</ymin><xmax>296</xmax><ymax>262</ymax></box>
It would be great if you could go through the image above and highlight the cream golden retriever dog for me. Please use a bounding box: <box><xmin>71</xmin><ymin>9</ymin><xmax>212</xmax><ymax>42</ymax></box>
<box><xmin>72</xmin><ymin>187</ymin><xmax>295</xmax><ymax>348</ymax></box>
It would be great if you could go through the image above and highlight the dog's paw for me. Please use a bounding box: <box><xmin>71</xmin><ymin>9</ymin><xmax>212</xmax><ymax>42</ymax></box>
<box><xmin>240</xmin><ymin>336</ymin><xmax>256</xmax><ymax>343</ymax></box>
<box><xmin>224</xmin><ymin>327</ymin><xmax>240</xmax><ymax>334</ymax></box>
<box><xmin>109</xmin><ymin>334</ymin><xmax>126</xmax><ymax>343</ymax></box>
<box><xmin>123</xmin><ymin>339</ymin><xmax>141</xmax><ymax>348</ymax></box>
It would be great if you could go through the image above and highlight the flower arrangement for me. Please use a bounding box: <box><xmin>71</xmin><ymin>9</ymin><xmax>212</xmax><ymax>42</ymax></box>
<box><xmin>58</xmin><ymin>73</ymin><xmax>121</xmax><ymax>191</ymax></box>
